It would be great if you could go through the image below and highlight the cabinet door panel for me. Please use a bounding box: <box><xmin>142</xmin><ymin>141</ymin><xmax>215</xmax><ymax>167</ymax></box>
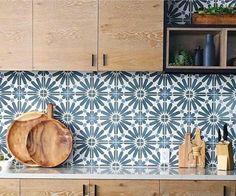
<box><xmin>0</xmin><ymin>179</ymin><xmax>19</xmax><ymax>196</ymax></box>
<box><xmin>90</xmin><ymin>180</ymin><xmax>159</xmax><ymax>196</ymax></box>
<box><xmin>21</xmin><ymin>179</ymin><xmax>89</xmax><ymax>196</ymax></box>
<box><xmin>99</xmin><ymin>0</ymin><xmax>163</xmax><ymax>71</ymax></box>
<box><xmin>0</xmin><ymin>0</ymin><xmax>32</xmax><ymax>70</ymax></box>
<box><xmin>33</xmin><ymin>0</ymin><xmax>97</xmax><ymax>71</ymax></box>
<box><xmin>160</xmin><ymin>180</ymin><xmax>236</xmax><ymax>196</ymax></box>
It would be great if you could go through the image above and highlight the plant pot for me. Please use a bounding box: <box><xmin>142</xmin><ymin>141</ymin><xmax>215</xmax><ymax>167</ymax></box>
<box><xmin>192</xmin><ymin>14</ymin><xmax>236</xmax><ymax>24</ymax></box>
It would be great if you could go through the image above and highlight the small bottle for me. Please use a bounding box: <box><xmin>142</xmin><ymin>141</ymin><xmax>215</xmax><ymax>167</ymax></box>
<box><xmin>194</xmin><ymin>46</ymin><xmax>203</xmax><ymax>66</ymax></box>
<box><xmin>203</xmin><ymin>34</ymin><xmax>216</xmax><ymax>66</ymax></box>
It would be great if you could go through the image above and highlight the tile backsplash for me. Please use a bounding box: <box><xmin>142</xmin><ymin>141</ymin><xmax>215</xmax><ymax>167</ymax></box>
<box><xmin>167</xmin><ymin>0</ymin><xmax>236</xmax><ymax>24</ymax></box>
<box><xmin>1</xmin><ymin>0</ymin><xmax>236</xmax><ymax>169</ymax></box>
<box><xmin>1</xmin><ymin>72</ymin><xmax>236</xmax><ymax>169</ymax></box>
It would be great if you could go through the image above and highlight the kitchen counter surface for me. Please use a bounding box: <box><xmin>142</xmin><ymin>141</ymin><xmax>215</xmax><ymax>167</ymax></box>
<box><xmin>0</xmin><ymin>166</ymin><xmax>235</xmax><ymax>180</ymax></box>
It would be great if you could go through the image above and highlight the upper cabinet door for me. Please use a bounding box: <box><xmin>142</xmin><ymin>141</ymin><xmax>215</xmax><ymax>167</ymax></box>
<box><xmin>98</xmin><ymin>0</ymin><xmax>164</xmax><ymax>71</ymax></box>
<box><xmin>0</xmin><ymin>0</ymin><xmax>32</xmax><ymax>70</ymax></box>
<box><xmin>33</xmin><ymin>0</ymin><xmax>98</xmax><ymax>71</ymax></box>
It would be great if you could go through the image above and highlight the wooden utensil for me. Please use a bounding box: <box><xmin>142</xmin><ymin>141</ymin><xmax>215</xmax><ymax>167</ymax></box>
<box><xmin>26</xmin><ymin>104</ymin><xmax>73</xmax><ymax>167</ymax></box>
<box><xmin>179</xmin><ymin>133</ymin><xmax>195</xmax><ymax>168</ymax></box>
<box><xmin>192</xmin><ymin>128</ymin><xmax>205</xmax><ymax>168</ymax></box>
<box><xmin>216</xmin><ymin>142</ymin><xmax>234</xmax><ymax>170</ymax></box>
<box><xmin>7</xmin><ymin>112</ymin><xmax>48</xmax><ymax>166</ymax></box>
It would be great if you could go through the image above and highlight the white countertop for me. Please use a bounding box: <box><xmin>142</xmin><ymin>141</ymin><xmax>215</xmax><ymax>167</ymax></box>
<box><xmin>0</xmin><ymin>166</ymin><xmax>236</xmax><ymax>180</ymax></box>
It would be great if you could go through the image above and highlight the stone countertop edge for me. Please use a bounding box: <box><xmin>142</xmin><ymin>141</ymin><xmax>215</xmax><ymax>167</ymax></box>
<box><xmin>0</xmin><ymin>167</ymin><xmax>235</xmax><ymax>180</ymax></box>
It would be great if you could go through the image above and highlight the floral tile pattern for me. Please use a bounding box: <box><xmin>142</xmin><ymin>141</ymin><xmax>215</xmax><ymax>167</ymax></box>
<box><xmin>0</xmin><ymin>71</ymin><xmax>236</xmax><ymax>170</ymax></box>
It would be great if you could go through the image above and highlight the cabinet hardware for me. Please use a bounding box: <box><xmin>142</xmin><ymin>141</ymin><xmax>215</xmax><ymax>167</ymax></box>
<box><xmin>91</xmin><ymin>54</ymin><xmax>95</xmax><ymax>67</ymax></box>
<box><xmin>94</xmin><ymin>184</ymin><xmax>97</xmax><ymax>196</ymax></box>
<box><xmin>83</xmin><ymin>184</ymin><xmax>86</xmax><ymax>196</ymax></box>
<box><xmin>223</xmin><ymin>186</ymin><xmax>226</xmax><ymax>196</ymax></box>
<box><xmin>103</xmin><ymin>54</ymin><xmax>106</xmax><ymax>66</ymax></box>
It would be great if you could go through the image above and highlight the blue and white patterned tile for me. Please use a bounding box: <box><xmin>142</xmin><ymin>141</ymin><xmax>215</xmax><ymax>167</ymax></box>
<box><xmin>167</xmin><ymin>0</ymin><xmax>192</xmax><ymax>24</ymax></box>
<box><xmin>0</xmin><ymin>71</ymin><xmax>236</xmax><ymax>167</ymax></box>
<box><xmin>54</xmin><ymin>101</ymin><xmax>84</xmax><ymax>135</ymax></box>
<box><xmin>26</xmin><ymin>72</ymin><xmax>60</xmax><ymax>111</ymax></box>
<box><xmin>217</xmin><ymin>0</ymin><xmax>236</xmax><ymax>7</ymax></box>
<box><xmin>123</xmin><ymin>126</ymin><xmax>157</xmax><ymax>167</ymax></box>
<box><xmin>99</xmin><ymin>99</ymin><xmax>133</xmax><ymax>136</ymax></box>
<box><xmin>206</xmin><ymin>145</ymin><xmax>217</xmax><ymax>168</ymax></box>
<box><xmin>0</xmin><ymin>122</ymin><xmax>8</xmax><ymax>159</ymax></box>
<box><xmin>192</xmin><ymin>0</ymin><xmax>216</xmax><ymax>12</ymax></box>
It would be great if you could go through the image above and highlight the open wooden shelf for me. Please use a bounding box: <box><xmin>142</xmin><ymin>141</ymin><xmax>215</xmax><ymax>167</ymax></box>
<box><xmin>165</xmin><ymin>27</ymin><xmax>236</xmax><ymax>73</ymax></box>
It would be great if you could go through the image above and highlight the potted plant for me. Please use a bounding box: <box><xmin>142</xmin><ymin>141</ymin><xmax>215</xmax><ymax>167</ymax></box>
<box><xmin>192</xmin><ymin>6</ymin><xmax>236</xmax><ymax>24</ymax></box>
<box><xmin>169</xmin><ymin>49</ymin><xmax>193</xmax><ymax>66</ymax></box>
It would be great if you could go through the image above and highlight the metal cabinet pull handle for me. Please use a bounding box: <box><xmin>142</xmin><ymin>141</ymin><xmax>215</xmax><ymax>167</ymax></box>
<box><xmin>103</xmin><ymin>54</ymin><xmax>106</xmax><ymax>66</ymax></box>
<box><xmin>94</xmin><ymin>184</ymin><xmax>97</xmax><ymax>196</ymax></box>
<box><xmin>83</xmin><ymin>184</ymin><xmax>86</xmax><ymax>196</ymax></box>
<box><xmin>223</xmin><ymin>185</ymin><xmax>226</xmax><ymax>196</ymax></box>
<box><xmin>91</xmin><ymin>54</ymin><xmax>95</xmax><ymax>67</ymax></box>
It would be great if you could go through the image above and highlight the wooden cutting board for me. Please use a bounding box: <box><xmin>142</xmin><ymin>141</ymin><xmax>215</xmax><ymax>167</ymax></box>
<box><xmin>7</xmin><ymin>112</ymin><xmax>48</xmax><ymax>166</ymax></box>
<box><xmin>179</xmin><ymin>133</ymin><xmax>196</xmax><ymax>168</ymax></box>
<box><xmin>26</xmin><ymin>104</ymin><xmax>73</xmax><ymax>167</ymax></box>
<box><xmin>192</xmin><ymin>128</ymin><xmax>205</xmax><ymax>168</ymax></box>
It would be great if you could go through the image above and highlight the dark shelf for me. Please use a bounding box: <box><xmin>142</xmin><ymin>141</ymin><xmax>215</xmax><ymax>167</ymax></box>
<box><xmin>166</xmin><ymin>24</ymin><xmax>236</xmax><ymax>29</ymax></box>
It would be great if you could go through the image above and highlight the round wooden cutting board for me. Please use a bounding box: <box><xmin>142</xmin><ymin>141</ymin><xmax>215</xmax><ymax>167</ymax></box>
<box><xmin>26</xmin><ymin>104</ymin><xmax>73</xmax><ymax>167</ymax></box>
<box><xmin>7</xmin><ymin>112</ymin><xmax>48</xmax><ymax>166</ymax></box>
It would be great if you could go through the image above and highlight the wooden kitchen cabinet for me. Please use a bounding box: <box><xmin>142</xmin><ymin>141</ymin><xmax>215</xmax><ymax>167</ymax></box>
<box><xmin>160</xmin><ymin>180</ymin><xmax>236</xmax><ymax>196</ymax></box>
<box><xmin>20</xmin><ymin>179</ymin><xmax>89</xmax><ymax>196</ymax></box>
<box><xmin>0</xmin><ymin>0</ymin><xmax>32</xmax><ymax>70</ymax></box>
<box><xmin>0</xmin><ymin>0</ymin><xmax>164</xmax><ymax>71</ymax></box>
<box><xmin>33</xmin><ymin>0</ymin><xmax>97</xmax><ymax>71</ymax></box>
<box><xmin>98</xmin><ymin>0</ymin><xmax>164</xmax><ymax>71</ymax></box>
<box><xmin>89</xmin><ymin>180</ymin><xmax>159</xmax><ymax>196</ymax></box>
<box><xmin>0</xmin><ymin>179</ymin><xmax>19</xmax><ymax>195</ymax></box>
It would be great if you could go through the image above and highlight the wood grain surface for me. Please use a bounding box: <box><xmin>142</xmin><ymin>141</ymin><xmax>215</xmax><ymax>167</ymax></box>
<box><xmin>192</xmin><ymin>14</ymin><xmax>236</xmax><ymax>25</ymax></box>
<box><xmin>7</xmin><ymin>112</ymin><xmax>48</xmax><ymax>166</ymax></box>
<box><xmin>160</xmin><ymin>181</ymin><xmax>236</xmax><ymax>196</ymax></box>
<box><xmin>21</xmin><ymin>179</ymin><xmax>88</xmax><ymax>196</ymax></box>
<box><xmin>33</xmin><ymin>0</ymin><xmax>97</xmax><ymax>71</ymax></box>
<box><xmin>0</xmin><ymin>179</ymin><xmax>19</xmax><ymax>196</ymax></box>
<box><xmin>89</xmin><ymin>180</ymin><xmax>159</xmax><ymax>196</ymax></box>
<box><xmin>192</xmin><ymin>128</ymin><xmax>206</xmax><ymax>168</ymax></box>
<box><xmin>98</xmin><ymin>0</ymin><xmax>163</xmax><ymax>71</ymax></box>
<box><xmin>179</xmin><ymin>133</ymin><xmax>195</xmax><ymax>168</ymax></box>
<box><xmin>0</xmin><ymin>0</ymin><xmax>32</xmax><ymax>70</ymax></box>
<box><xmin>27</xmin><ymin>120</ymin><xmax>72</xmax><ymax>167</ymax></box>
<box><xmin>216</xmin><ymin>142</ymin><xmax>234</xmax><ymax>170</ymax></box>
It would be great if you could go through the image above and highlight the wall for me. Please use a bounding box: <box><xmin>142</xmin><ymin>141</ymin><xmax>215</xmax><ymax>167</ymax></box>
<box><xmin>1</xmin><ymin>0</ymin><xmax>236</xmax><ymax>169</ymax></box>
<box><xmin>1</xmin><ymin>72</ymin><xmax>236</xmax><ymax>169</ymax></box>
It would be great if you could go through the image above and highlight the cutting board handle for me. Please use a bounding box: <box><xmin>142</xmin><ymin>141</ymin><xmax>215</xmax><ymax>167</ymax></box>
<box><xmin>47</xmin><ymin>103</ymin><xmax>54</xmax><ymax>119</ymax></box>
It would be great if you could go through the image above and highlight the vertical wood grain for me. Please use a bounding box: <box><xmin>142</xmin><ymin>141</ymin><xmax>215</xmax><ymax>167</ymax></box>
<box><xmin>0</xmin><ymin>179</ymin><xmax>19</xmax><ymax>196</ymax></box>
<box><xmin>33</xmin><ymin>0</ymin><xmax>97</xmax><ymax>71</ymax></box>
<box><xmin>220</xmin><ymin>29</ymin><xmax>227</xmax><ymax>67</ymax></box>
<box><xmin>89</xmin><ymin>180</ymin><xmax>159</xmax><ymax>196</ymax></box>
<box><xmin>0</xmin><ymin>0</ymin><xmax>32</xmax><ymax>70</ymax></box>
<box><xmin>98</xmin><ymin>0</ymin><xmax>164</xmax><ymax>71</ymax></box>
<box><xmin>21</xmin><ymin>179</ymin><xmax>89</xmax><ymax>196</ymax></box>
